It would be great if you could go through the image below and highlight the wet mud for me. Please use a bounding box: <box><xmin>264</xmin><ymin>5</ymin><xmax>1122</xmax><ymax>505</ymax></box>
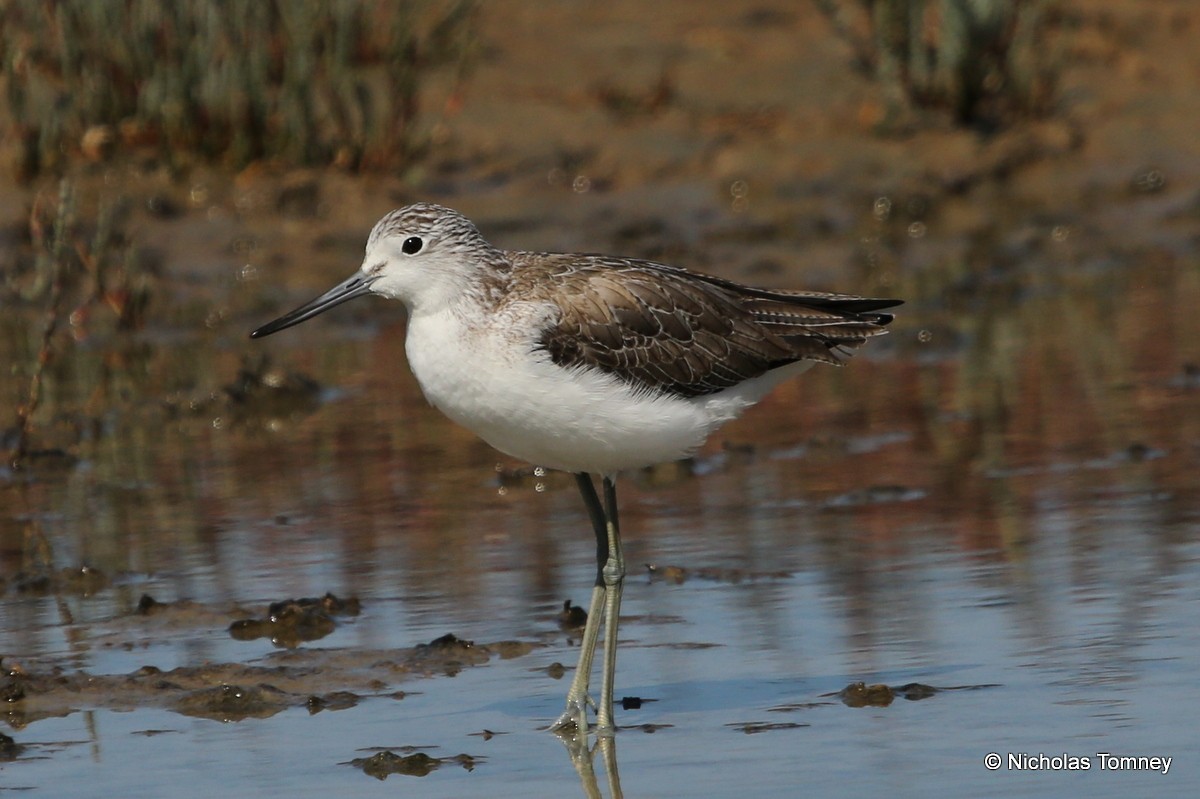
<box><xmin>348</xmin><ymin>749</ymin><xmax>482</xmax><ymax>780</ymax></box>
<box><xmin>228</xmin><ymin>592</ymin><xmax>361</xmax><ymax>648</ymax></box>
<box><xmin>3</xmin><ymin>627</ymin><xmax>538</xmax><ymax>728</ymax></box>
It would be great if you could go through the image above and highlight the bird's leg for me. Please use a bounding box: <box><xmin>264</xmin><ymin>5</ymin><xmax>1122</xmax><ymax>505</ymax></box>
<box><xmin>551</xmin><ymin>472</ymin><xmax>610</xmax><ymax>734</ymax></box>
<box><xmin>596</xmin><ymin>475</ymin><xmax>624</xmax><ymax>733</ymax></box>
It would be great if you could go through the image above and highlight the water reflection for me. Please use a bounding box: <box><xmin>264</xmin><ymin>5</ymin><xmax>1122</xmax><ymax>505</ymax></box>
<box><xmin>561</xmin><ymin>733</ymin><xmax>624</xmax><ymax>799</ymax></box>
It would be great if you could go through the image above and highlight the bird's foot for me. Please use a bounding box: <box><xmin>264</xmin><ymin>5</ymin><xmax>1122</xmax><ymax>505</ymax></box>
<box><xmin>550</xmin><ymin>693</ymin><xmax>594</xmax><ymax>735</ymax></box>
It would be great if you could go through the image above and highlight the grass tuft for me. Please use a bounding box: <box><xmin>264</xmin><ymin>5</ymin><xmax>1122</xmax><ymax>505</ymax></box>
<box><xmin>0</xmin><ymin>0</ymin><xmax>479</xmax><ymax>178</ymax></box>
<box><xmin>815</xmin><ymin>0</ymin><xmax>1062</xmax><ymax>131</ymax></box>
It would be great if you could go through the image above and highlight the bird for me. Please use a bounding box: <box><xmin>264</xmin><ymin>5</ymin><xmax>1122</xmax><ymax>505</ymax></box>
<box><xmin>250</xmin><ymin>202</ymin><xmax>901</xmax><ymax>736</ymax></box>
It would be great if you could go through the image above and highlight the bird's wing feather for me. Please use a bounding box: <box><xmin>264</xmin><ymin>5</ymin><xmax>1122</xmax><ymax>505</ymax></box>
<box><xmin>517</xmin><ymin>253</ymin><xmax>899</xmax><ymax>399</ymax></box>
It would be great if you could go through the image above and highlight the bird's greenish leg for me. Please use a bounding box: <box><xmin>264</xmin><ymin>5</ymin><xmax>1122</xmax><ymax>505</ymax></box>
<box><xmin>550</xmin><ymin>473</ymin><xmax>610</xmax><ymax>734</ymax></box>
<box><xmin>595</xmin><ymin>475</ymin><xmax>624</xmax><ymax>734</ymax></box>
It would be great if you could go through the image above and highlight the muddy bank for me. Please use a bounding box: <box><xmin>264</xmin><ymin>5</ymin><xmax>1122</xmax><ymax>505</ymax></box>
<box><xmin>4</xmin><ymin>620</ymin><xmax>536</xmax><ymax>727</ymax></box>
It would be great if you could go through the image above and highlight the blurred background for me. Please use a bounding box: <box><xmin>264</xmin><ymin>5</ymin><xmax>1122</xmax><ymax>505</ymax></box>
<box><xmin>1</xmin><ymin>2</ymin><xmax>1197</xmax><ymax>797</ymax></box>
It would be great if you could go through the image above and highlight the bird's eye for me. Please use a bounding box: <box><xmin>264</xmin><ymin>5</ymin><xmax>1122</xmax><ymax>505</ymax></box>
<box><xmin>401</xmin><ymin>236</ymin><xmax>423</xmax><ymax>255</ymax></box>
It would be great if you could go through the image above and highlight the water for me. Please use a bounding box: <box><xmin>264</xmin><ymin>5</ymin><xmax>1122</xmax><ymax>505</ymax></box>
<box><xmin>4</xmin><ymin>483</ymin><xmax>1197</xmax><ymax>797</ymax></box>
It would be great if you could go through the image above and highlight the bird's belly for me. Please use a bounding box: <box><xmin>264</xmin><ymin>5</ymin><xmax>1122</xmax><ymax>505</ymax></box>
<box><xmin>404</xmin><ymin>325</ymin><xmax>718</xmax><ymax>474</ymax></box>
<box><xmin>422</xmin><ymin>361</ymin><xmax>711</xmax><ymax>474</ymax></box>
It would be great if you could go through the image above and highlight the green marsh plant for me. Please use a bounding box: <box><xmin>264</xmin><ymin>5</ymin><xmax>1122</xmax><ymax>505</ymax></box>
<box><xmin>0</xmin><ymin>0</ymin><xmax>478</xmax><ymax>177</ymax></box>
<box><xmin>815</xmin><ymin>0</ymin><xmax>1060</xmax><ymax>130</ymax></box>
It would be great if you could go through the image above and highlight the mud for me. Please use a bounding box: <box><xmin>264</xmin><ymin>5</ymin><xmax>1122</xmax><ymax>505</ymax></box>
<box><xmin>2</xmin><ymin>627</ymin><xmax>538</xmax><ymax>728</ymax></box>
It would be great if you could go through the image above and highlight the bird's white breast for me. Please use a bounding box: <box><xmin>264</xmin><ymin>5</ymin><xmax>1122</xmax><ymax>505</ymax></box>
<box><xmin>403</xmin><ymin>302</ymin><xmax>798</xmax><ymax>475</ymax></box>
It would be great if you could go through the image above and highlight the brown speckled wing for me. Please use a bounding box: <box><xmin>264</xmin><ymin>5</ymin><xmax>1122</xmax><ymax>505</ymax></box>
<box><xmin>523</xmin><ymin>254</ymin><xmax>900</xmax><ymax>399</ymax></box>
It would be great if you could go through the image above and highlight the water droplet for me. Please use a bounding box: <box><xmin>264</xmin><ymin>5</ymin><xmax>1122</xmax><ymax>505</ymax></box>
<box><xmin>535</xmin><ymin>482</ymin><xmax>546</xmax><ymax>493</ymax></box>
<box><xmin>572</xmin><ymin>175</ymin><xmax>591</xmax><ymax>193</ymax></box>
<box><xmin>238</xmin><ymin>264</ymin><xmax>258</xmax><ymax>282</ymax></box>
<box><xmin>872</xmin><ymin>196</ymin><xmax>892</xmax><ymax>221</ymax></box>
<box><xmin>907</xmin><ymin>221</ymin><xmax>926</xmax><ymax>239</ymax></box>
<box><xmin>730</xmin><ymin>180</ymin><xmax>749</xmax><ymax>199</ymax></box>
<box><xmin>918</xmin><ymin>329</ymin><xmax>932</xmax><ymax>343</ymax></box>
<box><xmin>1050</xmin><ymin>225</ymin><xmax>1070</xmax><ymax>242</ymax></box>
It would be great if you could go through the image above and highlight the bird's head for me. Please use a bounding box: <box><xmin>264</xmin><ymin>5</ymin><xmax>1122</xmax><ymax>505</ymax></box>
<box><xmin>250</xmin><ymin>203</ymin><xmax>502</xmax><ymax>339</ymax></box>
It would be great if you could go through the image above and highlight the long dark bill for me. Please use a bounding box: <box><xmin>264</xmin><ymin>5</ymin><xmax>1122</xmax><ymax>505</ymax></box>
<box><xmin>249</xmin><ymin>272</ymin><xmax>376</xmax><ymax>338</ymax></box>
